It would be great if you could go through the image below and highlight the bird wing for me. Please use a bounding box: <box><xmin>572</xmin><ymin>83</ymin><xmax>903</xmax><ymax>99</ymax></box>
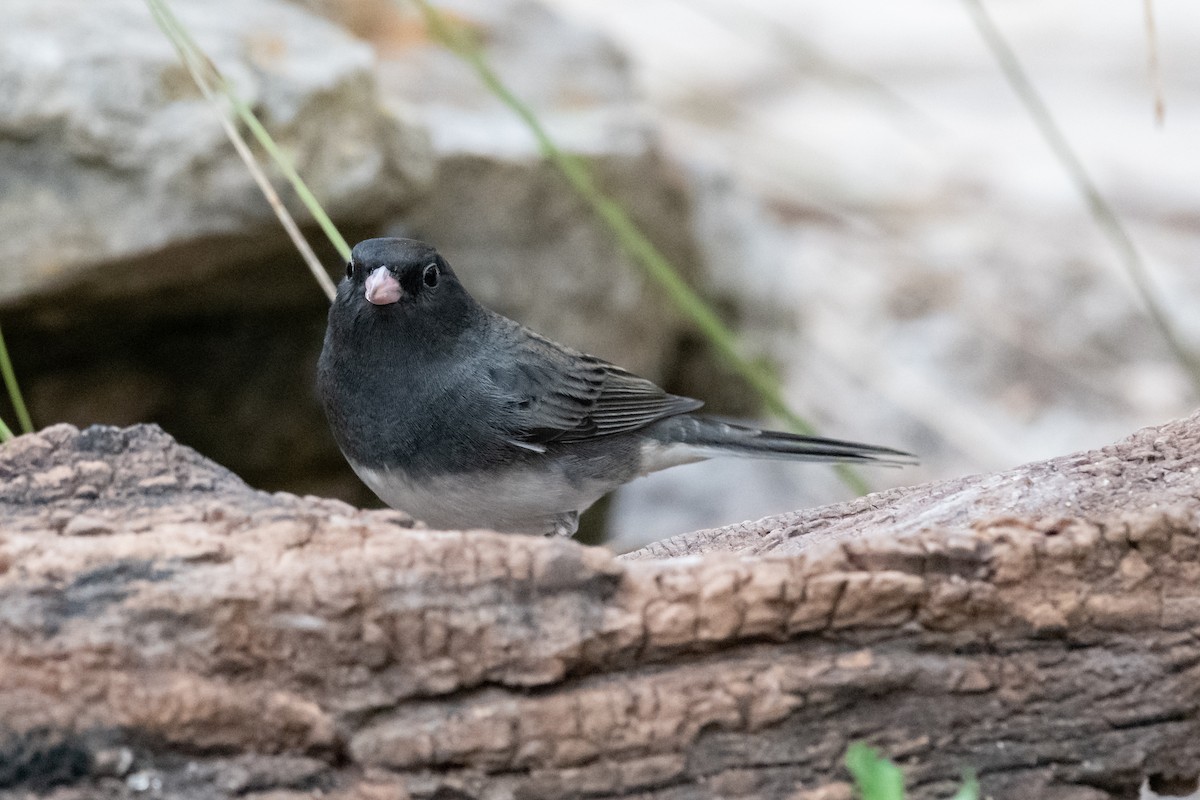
<box><xmin>482</xmin><ymin>320</ymin><xmax>703</xmax><ymax>448</ymax></box>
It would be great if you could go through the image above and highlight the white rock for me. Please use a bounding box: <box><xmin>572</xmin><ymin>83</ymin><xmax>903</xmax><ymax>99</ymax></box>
<box><xmin>0</xmin><ymin>0</ymin><xmax>433</xmax><ymax>305</ymax></box>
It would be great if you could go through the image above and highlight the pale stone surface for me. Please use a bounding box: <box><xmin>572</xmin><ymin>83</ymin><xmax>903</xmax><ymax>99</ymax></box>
<box><xmin>0</xmin><ymin>0</ymin><xmax>433</xmax><ymax>306</ymax></box>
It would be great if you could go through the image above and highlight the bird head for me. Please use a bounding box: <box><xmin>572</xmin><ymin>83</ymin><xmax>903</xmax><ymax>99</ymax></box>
<box><xmin>340</xmin><ymin>237</ymin><xmax>462</xmax><ymax>307</ymax></box>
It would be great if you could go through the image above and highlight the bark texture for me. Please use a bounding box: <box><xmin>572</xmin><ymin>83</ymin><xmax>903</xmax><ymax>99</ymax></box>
<box><xmin>2</xmin><ymin>416</ymin><xmax>1200</xmax><ymax>799</ymax></box>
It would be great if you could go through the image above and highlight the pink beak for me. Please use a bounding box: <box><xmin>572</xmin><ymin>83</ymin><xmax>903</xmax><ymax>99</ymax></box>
<box><xmin>364</xmin><ymin>266</ymin><xmax>403</xmax><ymax>305</ymax></box>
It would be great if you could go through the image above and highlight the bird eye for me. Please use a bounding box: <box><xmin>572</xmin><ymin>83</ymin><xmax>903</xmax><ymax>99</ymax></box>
<box><xmin>346</xmin><ymin>261</ymin><xmax>355</xmax><ymax>279</ymax></box>
<box><xmin>422</xmin><ymin>263</ymin><xmax>439</xmax><ymax>288</ymax></box>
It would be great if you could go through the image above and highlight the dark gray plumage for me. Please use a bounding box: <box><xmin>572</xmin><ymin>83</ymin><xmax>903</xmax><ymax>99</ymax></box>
<box><xmin>317</xmin><ymin>237</ymin><xmax>914</xmax><ymax>536</ymax></box>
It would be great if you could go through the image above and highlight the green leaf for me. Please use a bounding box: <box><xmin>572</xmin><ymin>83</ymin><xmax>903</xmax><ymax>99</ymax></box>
<box><xmin>951</xmin><ymin>769</ymin><xmax>980</xmax><ymax>800</ymax></box>
<box><xmin>846</xmin><ymin>742</ymin><xmax>906</xmax><ymax>800</ymax></box>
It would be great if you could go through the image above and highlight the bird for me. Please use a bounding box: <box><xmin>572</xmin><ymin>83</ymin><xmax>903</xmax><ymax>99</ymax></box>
<box><xmin>317</xmin><ymin>237</ymin><xmax>915</xmax><ymax>537</ymax></box>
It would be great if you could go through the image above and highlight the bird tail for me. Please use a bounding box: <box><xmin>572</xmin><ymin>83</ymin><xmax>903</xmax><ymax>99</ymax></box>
<box><xmin>650</xmin><ymin>415</ymin><xmax>916</xmax><ymax>469</ymax></box>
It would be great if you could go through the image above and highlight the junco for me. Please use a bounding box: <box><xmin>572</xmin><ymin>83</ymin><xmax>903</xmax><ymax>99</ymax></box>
<box><xmin>318</xmin><ymin>237</ymin><xmax>914</xmax><ymax>536</ymax></box>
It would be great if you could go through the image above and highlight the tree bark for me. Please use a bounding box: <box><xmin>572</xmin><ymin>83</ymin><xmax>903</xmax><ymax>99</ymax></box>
<box><xmin>2</xmin><ymin>416</ymin><xmax>1200</xmax><ymax>799</ymax></box>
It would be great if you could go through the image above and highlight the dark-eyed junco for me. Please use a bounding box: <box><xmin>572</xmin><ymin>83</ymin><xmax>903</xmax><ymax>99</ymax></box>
<box><xmin>318</xmin><ymin>237</ymin><xmax>914</xmax><ymax>536</ymax></box>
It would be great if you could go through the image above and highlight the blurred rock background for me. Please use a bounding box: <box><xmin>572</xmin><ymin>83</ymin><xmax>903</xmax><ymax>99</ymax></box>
<box><xmin>1</xmin><ymin>0</ymin><xmax>1197</xmax><ymax>549</ymax></box>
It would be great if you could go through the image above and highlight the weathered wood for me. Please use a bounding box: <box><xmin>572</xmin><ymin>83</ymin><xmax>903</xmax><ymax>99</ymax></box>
<box><xmin>2</xmin><ymin>417</ymin><xmax>1199</xmax><ymax>799</ymax></box>
<box><xmin>629</xmin><ymin>413</ymin><xmax>1197</xmax><ymax>561</ymax></box>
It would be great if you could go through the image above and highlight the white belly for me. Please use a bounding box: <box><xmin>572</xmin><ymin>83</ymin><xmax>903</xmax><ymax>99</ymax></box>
<box><xmin>349</xmin><ymin>460</ymin><xmax>612</xmax><ymax>536</ymax></box>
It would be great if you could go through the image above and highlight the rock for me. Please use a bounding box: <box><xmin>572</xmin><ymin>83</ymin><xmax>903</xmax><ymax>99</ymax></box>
<box><xmin>0</xmin><ymin>0</ymin><xmax>433</xmax><ymax>311</ymax></box>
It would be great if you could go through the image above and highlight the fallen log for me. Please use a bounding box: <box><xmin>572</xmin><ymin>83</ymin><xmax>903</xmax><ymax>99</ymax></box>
<box><xmin>2</xmin><ymin>416</ymin><xmax>1199</xmax><ymax>799</ymax></box>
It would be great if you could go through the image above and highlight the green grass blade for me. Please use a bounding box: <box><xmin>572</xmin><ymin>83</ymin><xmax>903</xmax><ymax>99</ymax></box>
<box><xmin>846</xmin><ymin>743</ymin><xmax>906</xmax><ymax>800</ymax></box>
<box><xmin>0</xmin><ymin>416</ymin><xmax>13</xmax><ymax>442</ymax></box>
<box><xmin>146</xmin><ymin>0</ymin><xmax>347</xmax><ymax>294</ymax></box>
<box><xmin>222</xmin><ymin>80</ymin><xmax>352</xmax><ymax>262</ymax></box>
<box><xmin>412</xmin><ymin>0</ymin><xmax>871</xmax><ymax>495</ymax></box>
<box><xmin>951</xmin><ymin>770</ymin><xmax>980</xmax><ymax>800</ymax></box>
<box><xmin>0</xmin><ymin>324</ymin><xmax>32</xmax><ymax>435</ymax></box>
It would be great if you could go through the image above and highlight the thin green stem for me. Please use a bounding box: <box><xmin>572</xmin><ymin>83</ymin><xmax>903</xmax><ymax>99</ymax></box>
<box><xmin>0</xmin><ymin>325</ymin><xmax>32</xmax><ymax>434</ymax></box>
<box><xmin>962</xmin><ymin>0</ymin><xmax>1200</xmax><ymax>395</ymax></box>
<box><xmin>0</xmin><ymin>416</ymin><xmax>13</xmax><ymax>442</ymax></box>
<box><xmin>227</xmin><ymin>89</ymin><xmax>352</xmax><ymax>263</ymax></box>
<box><xmin>147</xmin><ymin>0</ymin><xmax>349</xmax><ymax>281</ymax></box>
<box><xmin>413</xmin><ymin>0</ymin><xmax>870</xmax><ymax>495</ymax></box>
